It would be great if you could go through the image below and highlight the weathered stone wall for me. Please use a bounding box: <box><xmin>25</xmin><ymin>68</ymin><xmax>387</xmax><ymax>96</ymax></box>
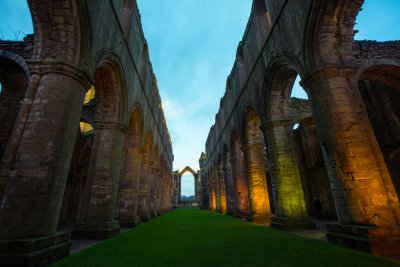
<box><xmin>0</xmin><ymin>1</ymin><xmax>174</xmax><ymax>265</ymax></box>
<box><xmin>200</xmin><ymin>0</ymin><xmax>400</xmax><ymax>255</ymax></box>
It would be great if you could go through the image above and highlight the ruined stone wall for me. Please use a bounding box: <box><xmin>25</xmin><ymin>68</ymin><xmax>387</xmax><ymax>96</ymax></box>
<box><xmin>0</xmin><ymin>1</ymin><xmax>175</xmax><ymax>264</ymax></box>
<box><xmin>200</xmin><ymin>0</ymin><xmax>400</xmax><ymax>255</ymax></box>
<box><xmin>359</xmin><ymin>80</ymin><xmax>400</xmax><ymax>197</ymax></box>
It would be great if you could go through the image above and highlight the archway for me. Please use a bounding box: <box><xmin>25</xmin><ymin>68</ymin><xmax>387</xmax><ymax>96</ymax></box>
<box><xmin>178</xmin><ymin>166</ymin><xmax>198</xmax><ymax>206</ymax></box>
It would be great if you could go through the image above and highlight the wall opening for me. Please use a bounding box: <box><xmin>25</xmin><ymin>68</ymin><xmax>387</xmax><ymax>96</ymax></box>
<box><xmin>180</xmin><ymin>173</ymin><xmax>195</xmax><ymax>201</ymax></box>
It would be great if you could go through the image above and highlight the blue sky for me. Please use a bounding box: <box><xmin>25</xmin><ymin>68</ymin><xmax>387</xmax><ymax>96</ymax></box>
<box><xmin>1</xmin><ymin>1</ymin><xmax>400</xmax><ymax>196</ymax></box>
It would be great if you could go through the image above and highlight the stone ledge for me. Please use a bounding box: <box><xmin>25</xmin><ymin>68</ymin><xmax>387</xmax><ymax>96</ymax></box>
<box><xmin>71</xmin><ymin>221</ymin><xmax>120</xmax><ymax>239</ymax></box>
<box><xmin>0</xmin><ymin>232</ymin><xmax>70</xmax><ymax>267</ymax></box>
<box><xmin>270</xmin><ymin>216</ymin><xmax>315</xmax><ymax>231</ymax></box>
<box><xmin>326</xmin><ymin>223</ymin><xmax>400</xmax><ymax>255</ymax></box>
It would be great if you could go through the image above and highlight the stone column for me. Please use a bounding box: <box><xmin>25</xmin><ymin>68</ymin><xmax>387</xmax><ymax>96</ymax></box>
<box><xmin>231</xmin><ymin>154</ymin><xmax>249</xmax><ymax>219</ymax></box>
<box><xmin>302</xmin><ymin>66</ymin><xmax>400</xmax><ymax>255</ymax></box>
<box><xmin>138</xmin><ymin>159</ymin><xmax>153</xmax><ymax>222</ymax></box>
<box><xmin>156</xmin><ymin>169</ymin><xmax>163</xmax><ymax>214</ymax></box>
<box><xmin>0</xmin><ymin>67</ymin><xmax>89</xmax><ymax>264</ymax></box>
<box><xmin>242</xmin><ymin>144</ymin><xmax>272</xmax><ymax>225</ymax></box>
<box><xmin>218</xmin><ymin>162</ymin><xmax>227</xmax><ymax>214</ymax></box>
<box><xmin>149</xmin><ymin>166</ymin><xmax>159</xmax><ymax>218</ymax></box>
<box><xmin>214</xmin><ymin>168</ymin><xmax>222</xmax><ymax>212</ymax></box>
<box><xmin>117</xmin><ymin>147</ymin><xmax>144</xmax><ymax>227</ymax></box>
<box><xmin>261</xmin><ymin>120</ymin><xmax>314</xmax><ymax>230</ymax></box>
<box><xmin>223</xmin><ymin>159</ymin><xmax>236</xmax><ymax>216</ymax></box>
<box><xmin>73</xmin><ymin>121</ymin><xmax>126</xmax><ymax>238</ymax></box>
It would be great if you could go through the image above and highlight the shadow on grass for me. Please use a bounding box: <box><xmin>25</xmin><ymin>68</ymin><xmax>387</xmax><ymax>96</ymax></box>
<box><xmin>53</xmin><ymin>208</ymin><xmax>399</xmax><ymax>267</ymax></box>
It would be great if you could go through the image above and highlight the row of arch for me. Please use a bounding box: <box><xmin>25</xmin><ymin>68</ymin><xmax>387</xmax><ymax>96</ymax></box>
<box><xmin>0</xmin><ymin>0</ymin><xmax>173</xmax><ymax>265</ymax></box>
<box><xmin>200</xmin><ymin>0</ymin><xmax>400</xmax><ymax>256</ymax></box>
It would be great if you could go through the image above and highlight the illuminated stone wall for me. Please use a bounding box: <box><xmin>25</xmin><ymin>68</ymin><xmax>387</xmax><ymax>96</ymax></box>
<box><xmin>200</xmin><ymin>0</ymin><xmax>400</xmax><ymax>256</ymax></box>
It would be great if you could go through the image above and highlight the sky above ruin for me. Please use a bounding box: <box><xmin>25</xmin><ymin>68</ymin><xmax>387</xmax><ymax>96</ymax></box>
<box><xmin>1</xmin><ymin>0</ymin><xmax>400</xmax><ymax>196</ymax></box>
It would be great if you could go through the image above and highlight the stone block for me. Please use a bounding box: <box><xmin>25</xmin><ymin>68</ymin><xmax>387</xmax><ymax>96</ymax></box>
<box><xmin>326</xmin><ymin>223</ymin><xmax>400</xmax><ymax>255</ymax></box>
<box><xmin>270</xmin><ymin>216</ymin><xmax>315</xmax><ymax>231</ymax></box>
<box><xmin>0</xmin><ymin>232</ymin><xmax>70</xmax><ymax>267</ymax></box>
<box><xmin>71</xmin><ymin>220</ymin><xmax>120</xmax><ymax>239</ymax></box>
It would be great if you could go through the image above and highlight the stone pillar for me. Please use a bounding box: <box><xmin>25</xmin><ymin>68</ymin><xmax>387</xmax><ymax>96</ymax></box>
<box><xmin>302</xmin><ymin>66</ymin><xmax>400</xmax><ymax>255</ymax></box>
<box><xmin>155</xmin><ymin>167</ymin><xmax>162</xmax><ymax>215</ymax></box>
<box><xmin>223</xmin><ymin>159</ymin><xmax>236</xmax><ymax>216</ymax></box>
<box><xmin>149</xmin><ymin>166</ymin><xmax>159</xmax><ymax>218</ymax></box>
<box><xmin>0</xmin><ymin>67</ymin><xmax>89</xmax><ymax>265</ymax></box>
<box><xmin>138</xmin><ymin>159</ymin><xmax>153</xmax><ymax>222</ymax></box>
<box><xmin>117</xmin><ymin>147</ymin><xmax>144</xmax><ymax>227</ymax></box>
<box><xmin>209</xmin><ymin>175</ymin><xmax>216</xmax><ymax>211</ymax></box>
<box><xmin>72</xmin><ymin>121</ymin><xmax>126</xmax><ymax>238</ymax></box>
<box><xmin>243</xmin><ymin>144</ymin><xmax>272</xmax><ymax>225</ymax></box>
<box><xmin>218</xmin><ymin>162</ymin><xmax>227</xmax><ymax>214</ymax></box>
<box><xmin>231</xmin><ymin>154</ymin><xmax>249</xmax><ymax>219</ymax></box>
<box><xmin>261</xmin><ymin>120</ymin><xmax>314</xmax><ymax>230</ymax></box>
<box><xmin>214</xmin><ymin>167</ymin><xmax>222</xmax><ymax>212</ymax></box>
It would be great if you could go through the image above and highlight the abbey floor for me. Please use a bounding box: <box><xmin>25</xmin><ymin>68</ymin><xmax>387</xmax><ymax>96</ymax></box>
<box><xmin>53</xmin><ymin>208</ymin><xmax>399</xmax><ymax>267</ymax></box>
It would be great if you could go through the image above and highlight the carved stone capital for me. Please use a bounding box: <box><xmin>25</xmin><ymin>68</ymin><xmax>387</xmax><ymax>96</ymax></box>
<box><xmin>300</xmin><ymin>65</ymin><xmax>358</xmax><ymax>90</ymax></box>
<box><xmin>94</xmin><ymin>121</ymin><xmax>129</xmax><ymax>134</ymax></box>
<box><xmin>28</xmin><ymin>61</ymin><xmax>93</xmax><ymax>92</ymax></box>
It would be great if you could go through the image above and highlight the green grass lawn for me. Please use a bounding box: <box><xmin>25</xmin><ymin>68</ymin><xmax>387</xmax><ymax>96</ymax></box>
<box><xmin>53</xmin><ymin>208</ymin><xmax>399</xmax><ymax>267</ymax></box>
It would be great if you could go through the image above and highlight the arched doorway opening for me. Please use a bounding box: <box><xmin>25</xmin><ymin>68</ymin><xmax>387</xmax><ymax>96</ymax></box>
<box><xmin>178</xmin><ymin>166</ymin><xmax>198</xmax><ymax>207</ymax></box>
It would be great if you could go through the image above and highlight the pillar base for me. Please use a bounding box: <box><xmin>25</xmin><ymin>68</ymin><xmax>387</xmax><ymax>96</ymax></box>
<box><xmin>119</xmin><ymin>216</ymin><xmax>140</xmax><ymax>227</ymax></box>
<box><xmin>326</xmin><ymin>223</ymin><xmax>400</xmax><ymax>256</ymax></box>
<box><xmin>248</xmin><ymin>214</ymin><xmax>273</xmax><ymax>226</ymax></box>
<box><xmin>139</xmin><ymin>212</ymin><xmax>151</xmax><ymax>222</ymax></box>
<box><xmin>0</xmin><ymin>232</ymin><xmax>70</xmax><ymax>267</ymax></box>
<box><xmin>270</xmin><ymin>216</ymin><xmax>315</xmax><ymax>231</ymax></box>
<box><xmin>71</xmin><ymin>221</ymin><xmax>120</xmax><ymax>239</ymax></box>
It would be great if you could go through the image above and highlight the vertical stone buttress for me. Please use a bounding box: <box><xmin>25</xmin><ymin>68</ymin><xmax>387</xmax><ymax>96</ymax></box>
<box><xmin>73</xmin><ymin>121</ymin><xmax>127</xmax><ymax>238</ymax></box>
<box><xmin>199</xmin><ymin>153</ymin><xmax>209</xmax><ymax>209</ymax></box>
<box><xmin>242</xmin><ymin>143</ymin><xmax>272</xmax><ymax>224</ymax></box>
<box><xmin>262</xmin><ymin>120</ymin><xmax>314</xmax><ymax>230</ymax></box>
<box><xmin>303</xmin><ymin>67</ymin><xmax>400</xmax><ymax>255</ymax></box>
<box><xmin>117</xmin><ymin>147</ymin><xmax>144</xmax><ymax>227</ymax></box>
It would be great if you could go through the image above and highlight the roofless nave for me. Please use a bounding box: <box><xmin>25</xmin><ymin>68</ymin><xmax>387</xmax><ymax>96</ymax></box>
<box><xmin>0</xmin><ymin>0</ymin><xmax>400</xmax><ymax>266</ymax></box>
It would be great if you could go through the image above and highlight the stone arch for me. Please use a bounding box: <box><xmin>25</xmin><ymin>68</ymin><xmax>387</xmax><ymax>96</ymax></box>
<box><xmin>231</xmin><ymin>129</ymin><xmax>249</xmax><ymax>219</ymax></box>
<box><xmin>28</xmin><ymin>0</ymin><xmax>91</xmax><ymax>67</ymax></box>
<box><xmin>358</xmin><ymin>63</ymin><xmax>400</xmax><ymax>91</ymax></box>
<box><xmin>357</xmin><ymin>62</ymin><xmax>400</xmax><ymax>202</ymax></box>
<box><xmin>178</xmin><ymin>166</ymin><xmax>198</xmax><ymax>203</ymax></box>
<box><xmin>0</xmin><ymin>52</ymin><xmax>29</xmax><ymax>161</ymax></box>
<box><xmin>306</xmin><ymin>0</ymin><xmax>364</xmax><ymax>66</ymax></box>
<box><xmin>261</xmin><ymin>58</ymin><xmax>313</xmax><ymax>228</ymax></box>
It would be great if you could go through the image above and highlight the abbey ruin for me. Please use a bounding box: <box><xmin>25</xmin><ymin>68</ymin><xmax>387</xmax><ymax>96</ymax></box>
<box><xmin>198</xmin><ymin>0</ymin><xmax>400</xmax><ymax>257</ymax></box>
<box><xmin>0</xmin><ymin>0</ymin><xmax>399</xmax><ymax>266</ymax></box>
